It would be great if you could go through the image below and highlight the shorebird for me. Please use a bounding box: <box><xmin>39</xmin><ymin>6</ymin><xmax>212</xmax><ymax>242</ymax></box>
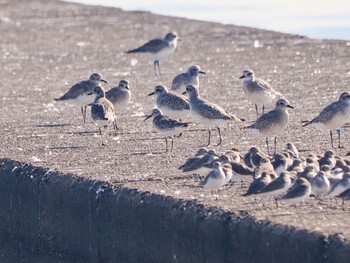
<box><xmin>202</xmin><ymin>161</ymin><xmax>226</xmax><ymax>194</ymax></box>
<box><xmin>179</xmin><ymin>147</ymin><xmax>208</xmax><ymax>170</ymax></box>
<box><xmin>126</xmin><ymin>32</ymin><xmax>180</xmax><ymax>75</ymax></box>
<box><xmin>302</xmin><ymin>92</ymin><xmax>350</xmax><ymax>148</ymax></box>
<box><xmin>328</xmin><ymin>173</ymin><xmax>350</xmax><ymax>197</ymax></box>
<box><xmin>243</xmin><ymin>172</ymin><xmax>272</xmax><ymax>196</ymax></box>
<box><xmin>287</xmin><ymin>159</ymin><xmax>304</xmax><ymax>173</ymax></box>
<box><xmin>184</xmin><ymin>85</ymin><xmax>242</xmax><ymax>146</ymax></box>
<box><xmin>318</xmin><ymin>150</ymin><xmax>336</xmax><ymax>169</ymax></box>
<box><xmin>181</xmin><ymin>149</ymin><xmax>218</xmax><ymax>175</ymax></box>
<box><xmin>88</xmin><ymin>86</ymin><xmax>117</xmax><ymax>145</ymax></box>
<box><xmin>298</xmin><ymin>165</ymin><xmax>317</xmax><ymax>182</ymax></box>
<box><xmin>286</xmin><ymin>142</ymin><xmax>299</xmax><ymax>158</ymax></box>
<box><xmin>239</xmin><ymin>69</ymin><xmax>282</xmax><ymax>119</ymax></box>
<box><xmin>280</xmin><ymin>177</ymin><xmax>311</xmax><ymax>203</ymax></box>
<box><xmin>311</xmin><ymin>171</ymin><xmax>331</xmax><ymax>197</ymax></box>
<box><xmin>148</xmin><ymin>85</ymin><xmax>190</xmax><ymax>120</ymax></box>
<box><xmin>171</xmin><ymin>65</ymin><xmax>206</xmax><ymax>94</ymax></box>
<box><xmin>245</xmin><ymin>99</ymin><xmax>294</xmax><ymax>155</ymax></box>
<box><xmin>54</xmin><ymin>73</ymin><xmax>107</xmax><ymax>123</ymax></box>
<box><xmin>272</xmin><ymin>153</ymin><xmax>289</xmax><ymax>176</ymax></box>
<box><xmin>257</xmin><ymin>172</ymin><xmax>292</xmax><ymax>197</ymax></box>
<box><xmin>144</xmin><ymin>109</ymin><xmax>189</xmax><ymax>152</ymax></box>
<box><xmin>105</xmin><ymin>80</ymin><xmax>131</xmax><ymax>111</ymax></box>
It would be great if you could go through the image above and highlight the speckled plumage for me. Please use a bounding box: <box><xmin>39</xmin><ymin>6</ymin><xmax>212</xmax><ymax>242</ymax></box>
<box><xmin>303</xmin><ymin>92</ymin><xmax>350</xmax><ymax>147</ymax></box>
<box><xmin>55</xmin><ymin>73</ymin><xmax>107</xmax><ymax>123</ymax></box>
<box><xmin>148</xmin><ymin>85</ymin><xmax>190</xmax><ymax>120</ymax></box>
<box><xmin>144</xmin><ymin>109</ymin><xmax>189</xmax><ymax>152</ymax></box>
<box><xmin>171</xmin><ymin>65</ymin><xmax>205</xmax><ymax>93</ymax></box>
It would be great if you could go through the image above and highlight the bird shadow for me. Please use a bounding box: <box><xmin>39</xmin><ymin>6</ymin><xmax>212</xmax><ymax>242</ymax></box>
<box><xmin>47</xmin><ymin>146</ymin><xmax>86</xmax><ymax>150</ymax></box>
<box><xmin>37</xmin><ymin>123</ymin><xmax>70</xmax><ymax>128</ymax></box>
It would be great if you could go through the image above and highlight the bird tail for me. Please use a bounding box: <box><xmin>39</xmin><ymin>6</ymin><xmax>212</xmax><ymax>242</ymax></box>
<box><xmin>302</xmin><ymin>120</ymin><xmax>312</xmax><ymax>127</ymax></box>
<box><xmin>230</xmin><ymin>114</ymin><xmax>245</xmax><ymax>122</ymax></box>
<box><xmin>126</xmin><ymin>48</ymin><xmax>139</xmax><ymax>54</ymax></box>
<box><xmin>272</xmin><ymin>89</ymin><xmax>282</xmax><ymax>98</ymax></box>
<box><xmin>54</xmin><ymin>97</ymin><xmax>62</xmax><ymax>101</ymax></box>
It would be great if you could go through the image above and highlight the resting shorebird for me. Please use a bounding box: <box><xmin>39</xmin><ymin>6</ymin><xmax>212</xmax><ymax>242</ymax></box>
<box><xmin>55</xmin><ymin>73</ymin><xmax>107</xmax><ymax>123</ymax></box>
<box><xmin>105</xmin><ymin>80</ymin><xmax>131</xmax><ymax>111</ymax></box>
<box><xmin>126</xmin><ymin>32</ymin><xmax>180</xmax><ymax>75</ymax></box>
<box><xmin>239</xmin><ymin>69</ymin><xmax>282</xmax><ymax>119</ymax></box>
<box><xmin>302</xmin><ymin>92</ymin><xmax>350</xmax><ymax>148</ymax></box>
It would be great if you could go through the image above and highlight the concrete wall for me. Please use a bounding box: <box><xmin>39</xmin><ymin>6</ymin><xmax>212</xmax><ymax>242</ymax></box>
<box><xmin>0</xmin><ymin>159</ymin><xmax>349</xmax><ymax>263</ymax></box>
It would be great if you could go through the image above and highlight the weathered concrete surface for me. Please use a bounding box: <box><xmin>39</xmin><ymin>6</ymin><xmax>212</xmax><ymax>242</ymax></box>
<box><xmin>1</xmin><ymin>159</ymin><xmax>350</xmax><ymax>263</ymax></box>
<box><xmin>1</xmin><ymin>0</ymin><xmax>350</xmax><ymax>261</ymax></box>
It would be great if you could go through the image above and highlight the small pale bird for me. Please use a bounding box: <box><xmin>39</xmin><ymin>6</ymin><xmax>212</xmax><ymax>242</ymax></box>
<box><xmin>148</xmin><ymin>85</ymin><xmax>190</xmax><ymax>120</ymax></box>
<box><xmin>245</xmin><ymin>99</ymin><xmax>294</xmax><ymax>155</ymax></box>
<box><xmin>88</xmin><ymin>86</ymin><xmax>117</xmax><ymax>146</ymax></box>
<box><xmin>126</xmin><ymin>32</ymin><xmax>180</xmax><ymax>75</ymax></box>
<box><xmin>302</xmin><ymin>92</ymin><xmax>350</xmax><ymax>148</ymax></box>
<box><xmin>144</xmin><ymin>109</ymin><xmax>189</xmax><ymax>152</ymax></box>
<box><xmin>105</xmin><ymin>80</ymin><xmax>131</xmax><ymax>111</ymax></box>
<box><xmin>280</xmin><ymin>177</ymin><xmax>311</xmax><ymax>204</ymax></box>
<box><xmin>239</xmin><ymin>69</ymin><xmax>282</xmax><ymax>119</ymax></box>
<box><xmin>171</xmin><ymin>65</ymin><xmax>206</xmax><ymax>94</ymax></box>
<box><xmin>54</xmin><ymin>73</ymin><xmax>107</xmax><ymax>123</ymax></box>
<box><xmin>184</xmin><ymin>85</ymin><xmax>242</xmax><ymax>146</ymax></box>
<box><xmin>203</xmin><ymin>161</ymin><xmax>226</xmax><ymax>194</ymax></box>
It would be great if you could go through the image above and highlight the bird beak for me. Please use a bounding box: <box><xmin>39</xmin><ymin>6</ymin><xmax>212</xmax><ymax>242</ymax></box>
<box><xmin>125</xmin><ymin>85</ymin><xmax>130</xmax><ymax>90</ymax></box>
<box><xmin>148</xmin><ymin>92</ymin><xmax>155</xmax><ymax>96</ymax></box>
<box><xmin>177</xmin><ymin>38</ymin><xmax>182</xmax><ymax>41</ymax></box>
<box><xmin>87</xmin><ymin>91</ymin><xmax>93</xmax><ymax>95</ymax></box>
<box><xmin>239</xmin><ymin>75</ymin><xmax>245</xmax><ymax>79</ymax></box>
<box><xmin>144</xmin><ymin>114</ymin><xmax>152</xmax><ymax>121</ymax></box>
<box><xmin>199</xmin><ymin>71</ymin><xmax>206</xmax><ymax>74</ymax></box>
<box><xmin>287</xmin><ymin>105</ymin><xmax>294</xmax><ymax>109</ymax></box>
<box><xmin>182</xmin><ymin>91</ymin><xmax>187</xmax><ymax>95</ymax></box>
<box><xmin>101</xmin><ymin>79</ymin><xmax>108</xmax><ymax>83</ymax></box>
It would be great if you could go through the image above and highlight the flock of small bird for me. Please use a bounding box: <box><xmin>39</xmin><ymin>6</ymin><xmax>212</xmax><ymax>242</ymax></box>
<box><xmin>179</xmin><ymin>143</ymin><xmax>350</xmax><ymax>203</ymax></box>
<box><xmin>53</xmin><ymin>31</ymin><xmax>350</xmax><ymax>203</ymax></box>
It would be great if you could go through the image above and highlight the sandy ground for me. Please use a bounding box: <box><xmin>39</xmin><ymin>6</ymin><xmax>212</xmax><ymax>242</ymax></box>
<box><xmin>1</xmin><ymin>0</ymin><xmax>350</xmax><ymax>243</ymax></box>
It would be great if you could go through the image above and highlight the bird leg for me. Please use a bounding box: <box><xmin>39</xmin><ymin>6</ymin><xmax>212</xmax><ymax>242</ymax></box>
<box><xmin>255</xmin><ymin>104</ymin><xmax>259</xmax><ymax>120</ymax></box>
<box><xmin>207</xmin><ymin>127</ymin><xmax>211</xmax><ymax>146</ymax></box>
<box><xmin>274</xmin><ymin>136</ymin><xmax>277</xmax><ymax>155</ymax></box>
<box><xmin>165</xmin><ymin>137</ymin><xmax>168</xmax><ymax>152</ymax></box>
<box><xmin>336</xmin><ymin>128</ymin><xmax>343</xmax><ymax>148</ymax></box>
<box><xmin>262</xmin><ymin>104</ymin><xmax>265</xmax><ymax>115</ymax></box>
<box><xmin>98</xmin><ymin>127</ymin><xmax>106</xmax><ymax>146</ymax></box>
<box><xmin>153</xmin><ymin>60</ymin><xmax>158</xmax><ymax>76</ymax></box>
<box><xmin>216</xmin><ymin>126</ymin><xmax>222</xmax><ymax>146</ymax></box>
<box><xmin>266</xmin><ymin>137</ymin><xmax>271</xmax><ymax>156</ymax></box>
<box><xmin>157</xmin><ymin>60</ymin><xmax>162</xmax><ymax>75</ymax></box>
<box><xmin>330</xmin><ymin>130</ymin><xmax>334</xmax><ymax>148</ymax></box>
<box><xmin>81</xmin><ymin>106</ymin><xmax>86</xmax><ymax>123</ymax></box>
<box><xmin>113</xmin><ymin>119</ymin><xmax>120</xmax><ymax>131</ymax></box>
<box><xmin>170</xmin><ymin>137</ymin><xmax>174</xmax><ymax>152</ymax></box>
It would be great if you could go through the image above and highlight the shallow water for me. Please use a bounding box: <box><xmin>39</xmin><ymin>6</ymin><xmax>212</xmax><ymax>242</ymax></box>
<box><xmin>67</xmin><ymin>0</ymin><xmax>350</xmax><ymax>40</ymax></box>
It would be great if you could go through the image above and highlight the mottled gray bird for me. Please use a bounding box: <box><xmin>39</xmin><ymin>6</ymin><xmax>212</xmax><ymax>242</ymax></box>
<box><xmin>245</xmin><ymin>99</ymin><xmax>294</xmax><ymax>155</ymax></box>
<box><xmin>253</xmin><ymin>158</ymin><xmax>275</xmax><ymax>179</ymax></box>
<box><xmin>257</xmin><ymin>172</ymin><xmax>292</xmax><ymax>197</ymax></box>
<box><xmin>298</xmin><ymin>165</ymin><xmax>317</xmax><ymax>182</ymax></box>
<box><xmin>272</xmin><ymin>153</ymin><xmax>288</xmax><ymax>176</ymax></box>
<box><xmin>303</xmin><ymin>92</ymin><xmax>350</xmax><ymax>148</ymax></box>
<box><xmin>88</xmin><ymin>86</ymin><xmax>117</xmax><ymax>145</ymax></box>
<box><xmin>222</xmin><ymin>163</ymin><xmax>233</xmax><ymax>184</ymax></box>
<box><xmin>171</xmin><ymin>65</ymin><xmax>206</xmax><ymax>94</ymax></box>
<box><xmin>148</xmin><ymin>85</ymin><xmax>190</xmax><ymax>120</ymax></box>
<box><xmin>144</xmin><ymin>109</ymin><xmax>189</xmax><ymax>152</ymax></box>
<box><xmin>105</xmin><ymin>80</ymin><xmax>131</xmax><ymax>111</ymax></box>
<box><xmin>126</xmin><ymin>32</ymin><xmax>180</xmax><ymax>75</ymax></box>
<box><xmin>328</xmin><ymin>173</ymin><xmax>350</xmax><ymax>197</ymax></box>
<box><xmin>203</xmin><ymin>161</ymin><xmax>226</xmax><ymax>193</ymax></box>
<box><xmin>243</xmin><ymin>172</ymin><xmax>272</xmax><ymax>196</ymax></box>
<box><xmin>247</xmin><ymin>146</ymin><xmax>268</xmax><ymax>168</ymax></box>
<box><xmin>286</xmin><ymin>142</ymin><xmax>299</xmax><ymax>158</ymax></box>
<box><xmin>55</xmin><ymin>73</ymin><xmax>107</xmax><ymax>123</ymax></box>
<box><xmin>182</xmin><ymin>149</ymin><xmax>218</xmax><ymax>174</ymax></box>
<box><xmin>280</xmin><ymin>177</ymin><xmax>312</xmax><ymax>203</ymax></box>
<box><xmin>179</xmin><ymin>147</ymin><xmax>208</xmax><ymax>170</ymax></box>
<box><xmin>184</xmin><ymin>85</ymin><xmax>242</xmax><ymax>146</ymax></box>
<box><xmin>239</xmin><ymin>69</ymin><xmax>282</xmax><ymax>119</ymax></box>
<box><xmin>287</xmin><ymin>159</ymin><xmax>304</xmax><ymax>173</ymax></box>
<box><xmin>318</xmin><ymin>150</ymin><xmax>336</xmax><ymax>169</ymax></box>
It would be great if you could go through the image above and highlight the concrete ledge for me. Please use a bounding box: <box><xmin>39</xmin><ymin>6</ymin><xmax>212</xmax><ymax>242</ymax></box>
<box><xmin>0</xmin><ymin>159</ymin><xmax>349</xmax><ymax>263</ymax></box>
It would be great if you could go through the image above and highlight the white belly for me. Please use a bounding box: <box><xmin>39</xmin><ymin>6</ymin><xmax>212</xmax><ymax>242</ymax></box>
<box><xmin>160</xmin><ymin>107</ymin><xmax>190</xmax><ymax>120</ymax></box>
<box><xmin>190</xmin><ymin>111</ymin><xmax>229</xmax><ymax>127</ymax></box>
<box><xmin>63</xmin><ymin>93</ymin><xmax>94</xmax><ymax>106</ymax></box>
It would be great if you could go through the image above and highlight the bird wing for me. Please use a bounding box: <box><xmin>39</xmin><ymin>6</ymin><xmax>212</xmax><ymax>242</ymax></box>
<box><xmin>56</xmin><ymin>80</ymin><xmax>92</xmax><ymax>100</ymax></box>
<box><xmin>247</xmin><ymin>110</ymin><xmax>281</xmax><ymax>130</ymax></box>
<box><xmin>91</xmin><ymin>99</ymin><xmax>115</xmax><ymax>121</ymax></box>
<box><xmin>282</xmin><ymin>183</ymin><xmax>307</xmax><ymax>199</ymax></box>
<box><xmin>303</xmin><ymin>101</ymin><xmax>344</xmax><ymax>126</ymax></box>
<box><xmin>127</xmin><ymin>39</ymin><xmax>168</xmax><ymax>54</ymax></box>
<box><xmin>195</xmin><ymin>98</ymin><xmax>233</xmax><ymax>120</ymax></box>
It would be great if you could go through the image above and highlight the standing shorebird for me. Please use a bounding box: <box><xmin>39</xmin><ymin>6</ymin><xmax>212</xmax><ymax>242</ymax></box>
<box><xmin>54</xmin><ymin>73</ymin><xmax>107</xmax><ymax>123</ymax></box>
<box><xmin>148</xmin><ymin>85</ymin><xmax>190</xmax><ymax>120</ymax></box>
<box><xmin>171</xmin><ymin>65</ymin><xmax>206</xmax><ymax>94</ymax></box>
<box><xmin>202</xmin><ymin>161</ymin><xmax>226</xmax><ymax>194</ymax></box>
<box><xmin>106</xmin><ymin>80</ymin><xmax>131</xmax><ymax>111</ymax></box>
<box><xmin>239</xmin><ymin>69</ymin><xmax>282</xmax><ymax>119</ymax></box>
<box><xmin>184</xmin><ymin>85</ymin><xmax>242</xmax><ymax>146</ymax></box>
<box><xmin>144</xmin><ymin>109</ymin><xmax>189</xmax><ymax>152</ymax></box>
<box><xmin>88</xmin><ymin>86</ymin><xmax>117</xmax><ymax>146</ymax></box>
<box><xmin>126</xmin><ymin>32</ymin><xmax>180</xmax><ymax>75</ymax></box>
<box><xmin>302</xmin><ymin>92</ymin><xmax>350</xmax><ymax>148</ymax></box>
<box><xmin>245</xmin><ymin>99</ymin><xmax>294</xmax><ymax>155</ymax></box>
